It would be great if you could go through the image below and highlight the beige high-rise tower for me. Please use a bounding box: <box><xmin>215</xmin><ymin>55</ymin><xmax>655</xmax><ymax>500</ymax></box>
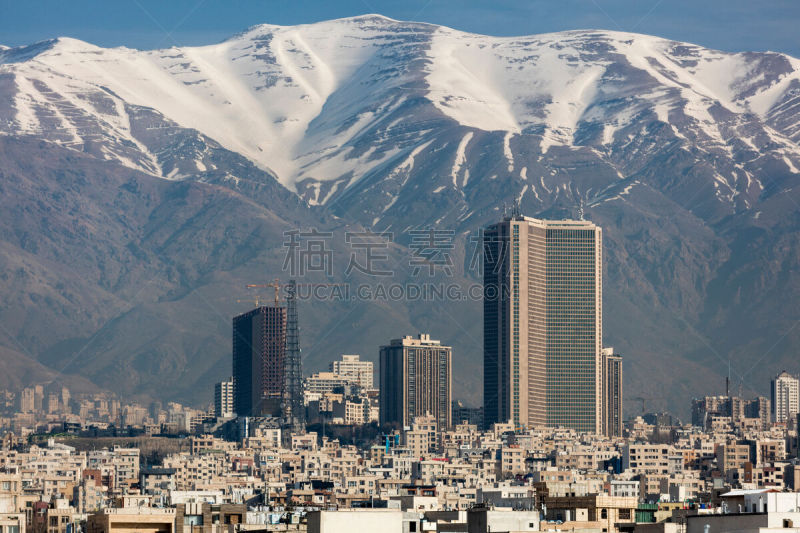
<box><xmin>380</xmin><ymin>334</ymin><xmax>452</xmax><ymax>430</ymax></box>
<box><xmin>483</xmin><ymin>215</ymin><xmax>604</xmax><ymax>434</ymax></box>
<box><xmin>602</xmin><ymin>347</ymin><xmax>623</xmax><ymax>437</ymax></box>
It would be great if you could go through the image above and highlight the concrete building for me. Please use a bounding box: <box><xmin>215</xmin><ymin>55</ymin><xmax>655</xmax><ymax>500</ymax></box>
<box><xmin>0</xmin><ymin>473</ymin><xmax>25</xmax><ymax>533</ymax></box>
<box><xmin>692</xmin><ymin>395</ymin><xmax>771</xmax><ymax>430</ymax></box>
<box><xmin>139</xmin><ymin>468</ymin><xmax>176</xmax><ymax>500</ymax></box>
<box><xmin>467</xmin><ymin>507</ymin><xmax>539</xmax><ymax>533</ymax></box>
<box><xmin>623</xmin><ymin>444</ymin><xmax>682</xmax><ymax>475</ymax></box>
<box><xmin>404</xmin><ymin>414</ymin><xmax>439</xmax><ymax>456</ymax></box>
<box><xmin>86</xmin><ymin>507</ymin><xmax>175</xmax><ymax>533</ymax></box>
<box><xmin>772</xmin><ymin>371</ymin><xmax>800</xmax><ymax>424</ymax></box>
<box><xmin>213</xmin><ymin>379</ymin><xmax>233</xmax><ymax>419</ymax></box>
<box><xmin>174</xmin><ymin>503</ymin><xmax>246</xmax><ymax>533</ymax></box>
<box><xmin>19</xmin><ymin>388</ymin><xmax>34</xmax><ymax>414</ymax></box>
<box><xmin>602</xmin><ymin>347</ymin><xmax>623</xmax><ymax>437</ymax></box>
<box><xmin>60</xmin><ymin>388</ymin><xmax>70</xmax><ymax>414</ymax></box>
<box><xmin>380</xmin><ymin>334</ymin><xmax>452</xmax><ymax>430</ymax></box>
<box><xmin>46</xmin><ymin>394</ymin><xmax>59</xmax><ymax>415</ymax></box>
<box><xmin>542</xmin><ymin>494</ymin><xmax>637</xmax><ymax>530</ymax></box>
<box><xmin>686</xmin><ymin>491</ymin><xmax>800</xmax><ymax>533</ymax></box>
<box><xmin>304</xmin><ymin>372</ymin><xmax>349</xmax><ymax>395</ymax></box>
<box><xmin>330</xmin><ymin>354</ymin><xmax>374</xmax><ymax>389</ymax></box>
<box><xmin>232</xmin><ymin>306</ymin><xmax>286</xmax><ymax>417</ymax></box>
<box><xmin>483</xmin><ymin>215</ymin><xmax>603</xmax><ymax>434</ymax></box>
<box><xmin>307</xmin><ymin>509</ymin><xmax>421</xmax><ymax>533</ymax></box>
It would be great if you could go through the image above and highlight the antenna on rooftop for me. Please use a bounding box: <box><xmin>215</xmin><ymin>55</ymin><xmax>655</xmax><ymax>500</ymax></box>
<box><xmin>726</xmin><ymin>360</ymin><xmax>730</xmax><ymax>397</ymax></box>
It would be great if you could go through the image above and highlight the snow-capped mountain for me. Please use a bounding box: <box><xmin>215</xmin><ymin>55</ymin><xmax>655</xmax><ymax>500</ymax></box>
<box><xmin>1</xmin><ymin>16</ymin><xmax>799</xmax><ymax>411</ymax></box>
<box><xmin>3</xmin><ymin>16</ymin><xmax>799</xmax><ymax>214</ymax></box>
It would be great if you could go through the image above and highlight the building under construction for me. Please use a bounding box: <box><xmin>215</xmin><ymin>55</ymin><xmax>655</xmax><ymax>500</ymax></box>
<box><xmin>232</xmin><ymin>280</ymin><xmax>304</xmax><ymax>433</ymax></box>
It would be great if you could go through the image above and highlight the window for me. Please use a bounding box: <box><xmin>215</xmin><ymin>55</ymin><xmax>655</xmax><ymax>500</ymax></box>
<box><xmin>184</xmin><ymin>515</ymin><xmax>203</xmax><ymax>526</ymax></box>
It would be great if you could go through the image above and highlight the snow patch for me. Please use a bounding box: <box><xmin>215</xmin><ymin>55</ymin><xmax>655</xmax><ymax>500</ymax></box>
<box><xmin>503</xmin><ymin>132</ymin><xmax>514</xmax><ymax>172</ymax></box>
<box><xmin>451</xmin><ymin>131</ymin><xmax>473</xmax><ymax>187</ymax></box>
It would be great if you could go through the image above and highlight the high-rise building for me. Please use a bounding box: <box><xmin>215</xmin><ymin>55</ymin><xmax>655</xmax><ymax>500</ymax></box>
<box><xmin>47</xmin><ymin>393</ymin><xmax>60</xmax><ymax>414</ymax></box>
<box><xmin>61</xmin><ymin>387</ymin><xmax>71</xmax><ymax>414</ymax></box>
<box><xmin>380</xmin><ymin>334</ymin><xmax>452</xmax><ymax>430</ymax></box>
<box><xmin>771</xmin><ymin>371</ymin><xmax>799</xmax><ymax>424</ymax></box>
<box><xmin>483</xmin><ymin>215</ymin><xmax>603</xmax><ymax>434</ymax></box>
<box><xmin>214</xmin><ymin>378</ymin><xmax>234</xmax><ymax>419</ymax></box>
<box><xmin>330</xmin><ymin>355</ymin><xmax>374</xmax><ymax>389</ymax></box>
<box><xmin>20</xmin><ymin>388</ymin><xmax>34</xmax><ymax>413</ymax></box>
<box><xmin>232</xmin><ymin>306</ymin><xmax>287</xmax><ymax>418</ymax></box>
<box><xmin>602</xmin><ymin>348</ymin><xmax>623</xmax><ymax>437</ymax></box>
<box><xmin>692</xmin><ymin>395</ymin><xmax>771</xmax><ymax>430</ymax></box>
<box><xmin>34</xmin><ymin>384</ymin><xmax>44</xmax><ymax>412</ymax></box>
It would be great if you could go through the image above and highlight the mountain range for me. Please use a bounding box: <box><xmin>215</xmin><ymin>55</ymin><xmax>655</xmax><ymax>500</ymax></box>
<box><xmin>1</xmin><ymin>15</ymin><xmax>799</xmax><ymax>417</ymax></box>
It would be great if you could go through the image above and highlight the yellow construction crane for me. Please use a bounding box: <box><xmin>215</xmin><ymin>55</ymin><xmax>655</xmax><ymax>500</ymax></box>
<box><xmin>246</xmin><ymin>278</ymin><xmax>283</xmax><ymax>306</ymax></box>
<box><xmin>245</xmin><ymin>279</ymin><xmax>347</xmax><ymax>306</ymax></box>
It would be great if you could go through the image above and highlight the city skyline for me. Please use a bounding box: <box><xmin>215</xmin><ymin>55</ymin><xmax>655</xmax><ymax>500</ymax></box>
<box><xmin>1</xmin><ymin>2</ymin><xmax>799</xmax><ymax>527</ymax></box>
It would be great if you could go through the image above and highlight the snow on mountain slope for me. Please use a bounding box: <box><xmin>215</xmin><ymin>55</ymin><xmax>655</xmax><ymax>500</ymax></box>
<box><xmin>0</xmin><ymin>16</ymin><xmax>434</xmax><ymax>184</ymax></box>
<box><xmin>1</xmin><ymin>16</ymin><xmax>800</xmax><ymax>211</ymax></box>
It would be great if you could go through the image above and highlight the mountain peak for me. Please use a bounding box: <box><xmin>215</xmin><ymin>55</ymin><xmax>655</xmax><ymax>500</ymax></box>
<box><xmin>0</xmin><ymin>36</ymin><xmax>100</xmax><ymax>64</ymax></box>
<box><xmin>230</xmin><ymin>14</ymin><xmax>420</xmax><ymax>41</ymax></box>
<box><xmin>50</xmin><ymin>36</ymin><xmax>98</xmax><ymax>50</ymax></box>
<box><xmin>0</xmin><ymin>39</ymin><xmax>59</xmax><ymax>64</ymax></box>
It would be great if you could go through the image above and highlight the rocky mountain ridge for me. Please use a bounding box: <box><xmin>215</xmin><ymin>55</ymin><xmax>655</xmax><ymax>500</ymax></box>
<box><xmin>1</xmin><ymin>16</ymin><xmax>799</xmax><ymax>415</ymax></box>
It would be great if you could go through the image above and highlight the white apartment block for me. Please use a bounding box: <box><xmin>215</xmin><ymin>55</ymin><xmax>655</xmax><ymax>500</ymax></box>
<box><xmin>330</xmin><ymin>355</ymin><xmax>374</xmax><ymax>389</ymax></box>
<box><xmin>771</xmin><ymin>371</ymin><xmax>799</xmax><ymax>424</ymax></box>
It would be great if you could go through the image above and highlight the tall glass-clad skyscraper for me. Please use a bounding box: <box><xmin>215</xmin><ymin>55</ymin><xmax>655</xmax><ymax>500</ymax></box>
<box><xmin>483</xmin><ymin>215</ymin><xmax>603</xmax><ymax>434</ymax></box>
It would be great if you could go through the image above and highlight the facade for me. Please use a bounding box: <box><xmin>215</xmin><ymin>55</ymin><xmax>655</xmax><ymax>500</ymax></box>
<box><xmin>452</xmin><ymin>401</ymin><xmax>484</xmax><ymax>428</ymax></box>
<box><xmin>20</xmin><ymin>388</ymin><xmax>34</xmax><ymax>414</ymax></box>
<box><xmin>483</xmin><ymin>215</ymin><xmax>603</xmax><ymax>433</ymax></box>
<box><xmin>380</xmin><ymin>334</ymin><xmax>452</xmax><ymax>430</ymax></box>
<box><xmin>213</xmin><ymin>379</ymin><xmax>233</xmax><ymax>419</ymax></box>
<box><xmin>86</xmin><ymin>507</ymin><xmax>175</xmax><ymax>533</ymax></box>
<box><xmin>771</xmin><ymin>371</ymin><xmax>799</xmax><ymax>424</ymax></box>
<box><xmin>232</xmin><ymin>306</ymin><xmax>287</xmax><ymax>418</ymax></box>
<box><xmin>0</xmin><ymin>473</ymin><xmax>24</xmax><ymax>533</ymax></box>
<box><xmin>330</xmin><ymin>355</ymin><xmax>374</xmax><ymax>389</ymax></box>
<box><xmin>602</xmin><ymin>348</ymin><xmax>623</xmax><ymax>437</ymax></box>
<box><xmin>304</xmin><ymin>372</ymin><xmax>349</xmax><ymax>395</ymax></box>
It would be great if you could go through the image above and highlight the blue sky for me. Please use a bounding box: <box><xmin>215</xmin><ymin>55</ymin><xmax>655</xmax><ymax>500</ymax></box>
<box><xmin>2</xmin><ymin>0</ymin><xmax>799</xmax><ymax>57</ymax></box>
